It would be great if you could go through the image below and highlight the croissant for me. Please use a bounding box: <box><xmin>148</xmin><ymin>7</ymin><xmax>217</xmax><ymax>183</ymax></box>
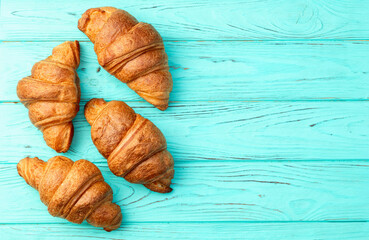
<box><xmin>17</xmin><ymin>156</ymin><xmax>122</xmax><ymax>231</ymax></box>
<box><xmin>85</xmin><ymin>98</ymin><xmax>174</xmax><ymax>193</ymax></box>
<box><xmin>16</xmin><ymin>41</ymin><xmax>81</xmax><ymax>152</ymax></box>
<box><xmin>78</xmin><ymin>7</ymin><xmax>173</xmax><ymax>111</ymax></box>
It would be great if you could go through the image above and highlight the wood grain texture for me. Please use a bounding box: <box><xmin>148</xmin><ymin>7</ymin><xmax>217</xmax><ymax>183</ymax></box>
<box><xmin>1</xmin><ymin>0</ymin><xmax>369</xmax><ymax>41</ymax></box>
<box><xmin>1</xmin><ymin>101</ymin><xmax>368</xmax><ymax>163</ymax></box>
<box><xmin>1</xmin><ymin>222</ymin><xmax>369</xmax><ymax>240</ymax></box>
<box><xmin>1</xmin><ymin>41</ymin><xmax>369</xmax><ymax>102</ymax></box>
<box><xmin>1</xmin><ymin>161</ymin><xmax>369</xmax><ymax>223</ymax></box>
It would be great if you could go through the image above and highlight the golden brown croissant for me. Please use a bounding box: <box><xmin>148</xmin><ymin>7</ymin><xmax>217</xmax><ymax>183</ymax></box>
<box><xmin>85</xmin><ymin>98</ymin><xmax>174</xmax><ymax>193</ymax></box>
<box><xmin>16</xmin><ymin>41</ymin><xmax>81</xmax><ymax>152</ymax></box>
<box><xmin>78</xmin><ymin>7</ymin><xmax>173</xmax><ymax>111</ymax></box>
<box><xmin>17</xmin><ymin>156</ymin><xmax>122</xmax><ymax>231</ymax></box>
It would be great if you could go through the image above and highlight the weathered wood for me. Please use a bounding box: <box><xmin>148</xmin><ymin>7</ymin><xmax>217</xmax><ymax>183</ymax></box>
<box><xmin>1</xmin><ymin>0</ymin><xmax>369</xmax><ymax>41</ymax></box>
<box><xmin>1</xmin><ymin>101</ymin><xmax>368</xmax><ymax>163</ymax></box>
<box><xmin>1</xmin><ymin>161</ymin><xmax>369</xmax><ymax>223</ymax></box>
<box><xmin>1</xmin><ymin>222</ymin><xmax>369</xmax><ymax>240</ymax></box>
<box><xmin>1</xmin><ymin>41</ymin><xmax>369</xmax><ymax>102</ymax></box>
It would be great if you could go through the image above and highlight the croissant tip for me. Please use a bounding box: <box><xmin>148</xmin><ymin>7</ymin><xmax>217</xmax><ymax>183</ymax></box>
<box><xmin>17</xmin><ymin>157</ymin><xmax>40</xmax><ymax>168</ymax></box>
<box><xmin>17</xmin><ymin>158</ymin><xmax>27</xmax><ymax>176</ymax></box>
<box><xmin>55</xmin><ymin>148</ymin><xmax>68</xmax><ymax>153</ymax></box>
<box><xmin>103</xmin><ymin>226</ymin><xmax>114</xmax><ymax>232</ymax></box>
<box><xmin>67</xmin><ymin>40</ymin><xmax>79</xmax><ymax>45</ymax></box>
<box><xmin>157</xmin><ymin>187</ymin><xmax>173</xmax><ymax>194</ymax></box>
<box><xmin>144</xmin><ymin>182</ymin><xmax>173</xmax><ymax>193</ymax></box>
<box><xmin>73</xmin><ymin>40</ymin><xmax>80</xmax><ymax>49</ymax></box>
<box><xmin>102</xmin><ymin>211</ymin><xmax>122</xmax><ymax>232</ymax></box>
<box><xmin>77</xmin><ymin>9</ymin><xmax>92</xmax><ymax>32</ymax></box>
<box><xmin>58</xmin><ymin>40</ymin><xmax>80</xmax><ymax>52</ymax></box>
<box><xmin>17</xmin><ymin>157</ymin><xmax>45</xmax><ymax>190</ymax></box>
<box><xmin>156</xmin><ymin>105</ymin><xmax>168</xmax><ymax>111</ymax></box>
<box><xmin>43</xmin><ymin>123</ymin><xmax>74</xmax><ymax>153</ymax></box>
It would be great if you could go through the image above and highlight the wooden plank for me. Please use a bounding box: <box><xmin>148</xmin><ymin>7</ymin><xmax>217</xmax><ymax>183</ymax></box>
<box><xmin>1</xmin><ymin>41</ymin><xmax>369</xmax><ymax>102</ymax></box>
<box><xmin>1</xmin><ymin>0</ymin><xmax>369</xmax><ymax>41</ymax></box>
<box><xmin>1</xmin><ymin>161</ymin><xmax>369</xmax><ymax>223</ymax></box>
<box><xmin>1</xmin><ymin>222</ymin><xmax>369</xmax><ymax>240</ymax></box>
<box><xmin>1</xmin><ymin>101</ymin><xmax>368</xmax><ymax>163</ymax></box>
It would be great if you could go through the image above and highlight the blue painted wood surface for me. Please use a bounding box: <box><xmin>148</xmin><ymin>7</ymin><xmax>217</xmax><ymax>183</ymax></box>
<box><xmin>0</xmin><ymin>0</ymin><xmax>369</xmax><ymax>239</ymax></box>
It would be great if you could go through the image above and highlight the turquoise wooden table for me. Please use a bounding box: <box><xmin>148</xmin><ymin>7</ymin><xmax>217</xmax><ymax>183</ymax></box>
<box><xmin>1</xmin><ymin>0</ymin><xmax>369</xmax><ymax>239</ymax></box>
